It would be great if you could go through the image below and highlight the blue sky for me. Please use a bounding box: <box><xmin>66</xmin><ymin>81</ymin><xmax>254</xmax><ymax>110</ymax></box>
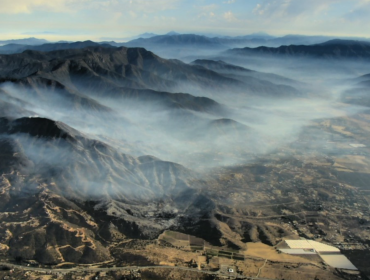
<box><xmin>0</xmin><ymin>0</ymin><xmax>369</xmax><ymax>41</ymax></box>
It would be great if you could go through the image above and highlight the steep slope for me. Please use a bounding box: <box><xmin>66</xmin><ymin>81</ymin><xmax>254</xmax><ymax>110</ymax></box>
<box><xmin>0</xmin><ymin>116</ymin><xmax>199</xmax><ymax>201</ymax></box>
<box><xmin>0</xmin><ymin>115</ymin><xmax>217</xmax><ymax>263</ymax></box>
<box><xmin>0</xmin><ymin>89</ymin><xmax>33</xmax><ymax>117</ymax></box>
<box><xmin>1</xmin><ymin>77</ymin><xmax>113</xmax><ymax>114</ymax></box>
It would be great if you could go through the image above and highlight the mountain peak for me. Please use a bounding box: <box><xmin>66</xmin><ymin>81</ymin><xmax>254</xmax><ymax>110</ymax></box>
<box><xmin>318</xmin><ymin>39</ymin><xmax>370</xmax><ymax>46</ymax></box>
<box><xmin>166</xmin><ymin>31</ymin><xmax>180</xmax><ymax>36</ymax></box>
<box><xmin>0</xmin><ymin>117</ymin><xmax>80</xmax><ymax>141</ymax></box>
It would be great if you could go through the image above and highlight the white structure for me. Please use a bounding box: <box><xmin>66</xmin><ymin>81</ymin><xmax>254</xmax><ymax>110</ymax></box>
<box><xmin>282</xmin><ymin>239</ymin><xmax>357</xmax><ymax>270</ymax></box>
<box><xmin>285</xmin><ymin>240</ymin><xmax>340</xmax><ymax>253</ymax></box>
<box><xmin>320</xmin><ymin>254</ymin><xmax>357</xmax><ymax>270</ymax></box>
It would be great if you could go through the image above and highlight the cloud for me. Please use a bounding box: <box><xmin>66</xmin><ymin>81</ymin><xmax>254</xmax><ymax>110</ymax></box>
<box><xmin>21</xmin><ymin>31</ymin><xmax>58</xmax><ymax>35</ymax></box>
<box><xmin>223</xmin><ymin>11</ymin><xmax>237</xmax><ymax>21</ymax></box>
<box><xmin>197</xmin><ymin>4</ymin><xmax>218</xmax><ymax>12</ymax></box>
<box><xmin>249</xmin><ymin>0</ymin><xmax>370</xmax><ymax>36</ymax></box>
<box><xmin>125</xmin><ymin>0</ymin><xmax>180</xmax><ymax>13</ymax></box>
<box><xmin>0</xmin><ymin>0</ymin><xmax>79</xmax><ymax>13</ymax></box>
<box><xmin>342</xmin><ymin>0</ymin><xmax>370</xmax><ymax>22</ymax></box>
<box><xmin>253</xmin><ymin>0</ymin><xmax>340</xmax><ymax>19</ymax></box>
<box><xmin>196</xmin><ymin>4</ymin><xmax>218</xmax><ymax>19</ymax></box>
<box><xmin>1</xmin><ymin>0</ymin><xmax>370</xmax><ymax>39</ymax></box>
<box><xmin>129</xmin><ymin>10</ymin><xmax>137</xmax><ymax>18</ymax></box>
<box><xmin>0</xmin><ymin>0</ymin><xmax>180</xmax><ymax>14</ymax></box>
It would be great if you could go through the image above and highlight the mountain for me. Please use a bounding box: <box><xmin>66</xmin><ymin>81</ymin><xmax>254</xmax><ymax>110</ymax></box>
<box><xmin>185</xmin><ymin>33</ymin><xmax>360</xmax><ymax>48</ymax></box>
<box><xmin>139</xmin><ymin>32</ymin><xmax>158</xmax><ymax>38</ymax></box>
<box><xmin>122</xmin><ymin>33</ymin><xmax>370</xmax><ymax>58</ymax></box>
<box><xmin>191</xmin><ymin>59</ymin><xmax>254</xmax><ymax>73</ymax></box>
<box><xmin>0</xmin><ymin>40</ymin><xmax>114</xmax><ymax>54</ymax></box>
<box><xmin>3</xmin><ymin>76</ymin><xmax>114</xmax><ymax>115</ymax></box>
<box><xmin>166</xmin><ymin>31</ymin><xmax>180</xmax><ymax>36</ymax></box>
<box><xmin>341</xmin><ymin>72</ymin><xmax>370</xmax><ymax>107</ymax></box>
<box><xmin>0</xmin><ymin>46</ymin><xmax>300</xmax><ymax>98</ymax></box>
<box><xmin>0</xmin><ymin>115</ymin><xmax>213</xmax><ymax>264</ymax></box>
<box><xmin>122</xmin><ymin>33</ymin><xmax>277</xmax><ymax>53</ymax></box>
<box><xmin>2</xmin><ymin>34</ymin><xmax>370</xmax><ymax>56</ymax></box>
<box><xmin>0</xmin><ymin>43</ymin><xmax>28</xmax><ymax>54</ymax></box>
<box><xmin>235</xmin><ymin>32</ymin><xmax>275</xmax><ymax>40</ymax></box>
<box><xmin>0</xmin><ymin>45</ymin><xmax>306</xmax><ymax>265</ymax></box>
<box><xmin>0</xmin><ymin>45</ymin><xmax>301</xmax><ymax>151</ymax></box>
<box><xmin>244</xmin><ymin>34</ymin><xmax>367</xmax><ymax>47</ymax></box>
<box><xmin>124</xmin><ymin>33</ymin><xmax>338</xmax><ymax>50</ymax></box>
<box><xmin>0</xmin><ymin>45</ymin><xmax>302</xmax><ymax>187</ymax></box>
<box><xmin>267</xmin><ymin>35</ymin><xmax>335</xmax><ymax>47</ymax></box>
<box><xmin>191</xmin><ymin>59</ymin><xmax>302</xmax><ymax>91</ymax></box>
<box><xmin>3</xmin><ymin>35</ymin><xmax>369</xmax><ymax>58</ymax></box>
<box><xmin>0</xmin><ymin>37</ymin><xmax>48</xmax><ymax>46</ymax></box>
<box><xmin>227</xmin><ymin>39</ymin><xmax>370</xmax><ymax>60</ymax></box>
<box><xmin>122</xmin><ymin>34</ymin><xmax>229</xmax><ymax>58</ymax></box>
<box><xmin>0</xmin><ymin>44</ymin><xmax>302</xmax><ymax>184</ymax></box>
<box><xmin>100</xmin><ymin>32</ymin><xmax>158</xmax><ymax>43</ymax></box>
<box><xmin>0</xmin><ymin>116</ymin><xmax>200</xmax><ymax>201</ymax></box>
<box><xmin>103</xmin><ymin>87</ymin><xmax>228</xmax><ymax>116</ymax></box>
<box><xmin>125</xmin><ymin>34</ymin><xmax>226</xmax><ymax>49</ymax></box>
<box><xmin>205</xmin><ymin>118</ymin><xmax>251</xmax><ymax>140</ymax></box>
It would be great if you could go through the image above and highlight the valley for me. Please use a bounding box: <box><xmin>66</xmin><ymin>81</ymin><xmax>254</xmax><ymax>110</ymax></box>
<box><xmin>0</xmin><ymin>40</ymin><xmax>369</xmax><ymax>280</ymax></box>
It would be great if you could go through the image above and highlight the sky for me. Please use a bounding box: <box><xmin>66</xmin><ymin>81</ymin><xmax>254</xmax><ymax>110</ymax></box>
<box><xmin>0</xmin><ymin>0</ymin><xmax>370</xmax><ymax>41</ymax></box>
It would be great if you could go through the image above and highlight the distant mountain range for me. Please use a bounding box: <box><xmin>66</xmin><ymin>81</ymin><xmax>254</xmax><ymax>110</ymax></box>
<box><xmin>2</xmin><ymin>33</ymin><xmax>370</xmax><ymax>56</ymax></box>
<box><xmin>122</xmin><ymin>33</ymin><xmax>360</xmax><ymax>48</ymax></box>
<box><xmin>100</xmin><ymin>32</ymin><xmax>159</xmax><ymax>43</ymax></box>
<box><xmin>227</xmin><ymin>39</ymin><xmax>370</xmax><ymax>60</ymax></box>
<box><xmin>0</xmin><ymin>37</ymin><xmax>48</xmax><ymax>46</ymax></box>
<box><xmin>122</xmin><ymin>34</ymin><xmax>339</xmax><ymax>51</ymax></box>
<box><xmin>122</xmin><ymin>33</ymin><xmax>370</xmax><ymax>51</ymax></box>
<box><xmin>123</xmin><ymin>34</ymin><xmax>226</xmax><ymax>50</ymax></box>
<box><xmin>191</xmin><ymin>59</ymin><xmax>301</xmax><ymax>87</ymax></box>
<box><xmin>0</xmin><ymin>40</ymin><xmax>113</xmax><ymax>54</ymax></box>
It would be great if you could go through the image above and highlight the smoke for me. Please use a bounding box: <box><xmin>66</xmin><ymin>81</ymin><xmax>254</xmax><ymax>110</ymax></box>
<box><xmin>0</xmin><ymin>51</ymin><xmax>368</xmax><ymax>201</ymax></box>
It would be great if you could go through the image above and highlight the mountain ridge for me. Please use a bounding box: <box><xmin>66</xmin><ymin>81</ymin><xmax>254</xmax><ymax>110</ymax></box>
<box><xmin>227</xmin><ymin>39</ymin><xmax>370</xmax><ymax>60</ymax></box>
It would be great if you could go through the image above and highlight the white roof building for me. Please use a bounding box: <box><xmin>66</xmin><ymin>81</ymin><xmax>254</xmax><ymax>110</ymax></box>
<box><xmin>282</xmin><ymin>239</ymin><xmax>357</xmax><ymax>270</ymax></box>
<box><xmin>285</xmin><ymin>240</ymin><xmax>340</xmax><ymax>253</ymax></box>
